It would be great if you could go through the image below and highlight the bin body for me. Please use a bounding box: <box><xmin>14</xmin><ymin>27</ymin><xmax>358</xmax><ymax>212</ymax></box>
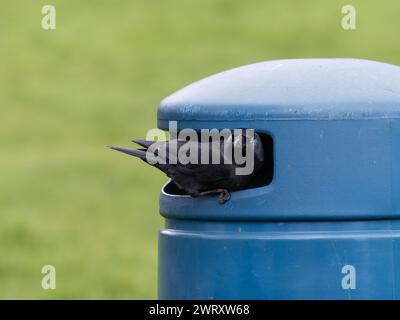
<box><xmin>156</xmin><ymin>59</ymin><xmax>400</xmax><ymax>299</ymax></box>
<box><xmin>159</xmin><ymin>219</ymin><xmax>400</xmax><ymax>299</ymax></box>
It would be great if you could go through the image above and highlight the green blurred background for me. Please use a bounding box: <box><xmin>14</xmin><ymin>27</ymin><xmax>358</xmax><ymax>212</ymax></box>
<box><xmin>0</xmin><ymin>0</ymin><xmax>399</xmax><ymax>299</ymax></box>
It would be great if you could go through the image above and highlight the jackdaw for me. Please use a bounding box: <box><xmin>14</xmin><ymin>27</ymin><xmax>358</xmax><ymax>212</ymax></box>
<box><xmin>108</xmin><ymin>130</ymin><xmax>264</xmax><ymax>204</ymax></box>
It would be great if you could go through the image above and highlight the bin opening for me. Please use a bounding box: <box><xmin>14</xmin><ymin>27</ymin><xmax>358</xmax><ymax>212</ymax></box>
<box><xmin>162</xmin><ymin>132</ymin><xmax>274</xmax><ymax>196</ymax></box>
<box><xmin>248</xmin><ymin>132</ymin><xmax>274</xmax><ymax>188</ymax></box>
<box><xmin>163</xmin><ymin>180</ymin><xmax>189</xmax><ymax>195</ymax></box>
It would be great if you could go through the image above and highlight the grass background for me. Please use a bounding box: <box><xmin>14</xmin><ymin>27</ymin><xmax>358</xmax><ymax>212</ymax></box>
<box><xmin>0</xmin><ymin>0</ymin><xmax>399</xmax><ymax>299</ymax></box>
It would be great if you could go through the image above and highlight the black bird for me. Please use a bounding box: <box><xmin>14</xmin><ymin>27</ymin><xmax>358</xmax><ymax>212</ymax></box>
<box><xmin>108</xmin><ymin>130</ymin><xmax>264</xmax><ymax>204</ymax></box>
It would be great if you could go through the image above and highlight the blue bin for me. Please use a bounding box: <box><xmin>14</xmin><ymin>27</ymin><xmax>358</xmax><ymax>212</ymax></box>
<box><xmin>157</xmin><ymin>59</ymin><xmax>400</xmax><ymax>299</ymax></box>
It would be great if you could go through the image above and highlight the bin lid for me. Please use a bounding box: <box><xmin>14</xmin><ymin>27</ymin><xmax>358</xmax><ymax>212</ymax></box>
<box><xmin>158</xmin><ymin>59</ymin><xmax>400</xmax><ymax>128</ymax></box>
<box><xmin>157</xmin><ymin>59</ymin><xmax>400</xmax><ymax>221</ymax></box>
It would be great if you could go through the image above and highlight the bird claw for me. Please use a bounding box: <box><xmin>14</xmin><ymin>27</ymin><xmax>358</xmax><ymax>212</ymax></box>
<box><xmin>218</xmin><ymin>190</ymin><xmax>231</xmax><ymax>205</ymax></box>
<box><xmin>199</xmin><ymin>189</ymin><xmax>230</xmax><ymax>204</ymax></box>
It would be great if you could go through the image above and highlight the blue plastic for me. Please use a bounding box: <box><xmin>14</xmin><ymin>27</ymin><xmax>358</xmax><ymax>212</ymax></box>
<box><xmin>159</xmin><ymin>219</ymin><xmax>400</xmax><ymax>299</ymax></box>
<box><xmin>156</xmin><ymin>59</ymin><xmax>400</xmax><ymax>299</ymax></box>
<box><xmin>158</xmin><ymin>59</ymin><xmax>400</xmax><ymax>123</ymax></box>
